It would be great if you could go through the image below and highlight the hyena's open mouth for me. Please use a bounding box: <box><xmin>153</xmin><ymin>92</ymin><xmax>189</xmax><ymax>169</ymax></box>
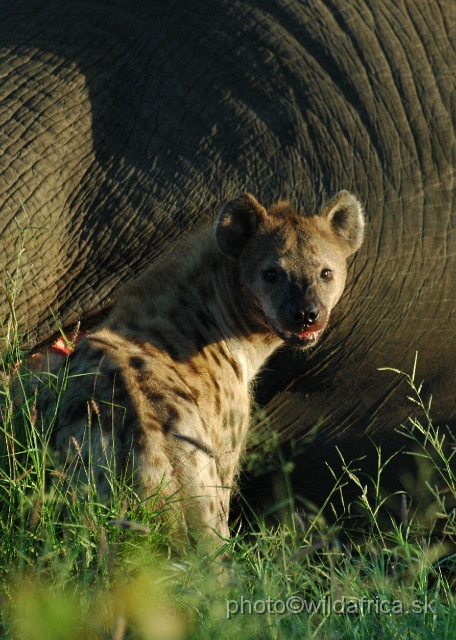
<box><xmin>267</xmin><ymin>318</ymin><xmax>326</xmax><ymax>347</ymax></box>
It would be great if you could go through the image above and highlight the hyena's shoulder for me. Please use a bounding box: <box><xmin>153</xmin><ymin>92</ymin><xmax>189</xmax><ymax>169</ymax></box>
<box><xmin>108</xmin><ymin>227</ymin><xmax>217</xmax><ymax>331</ymax></box>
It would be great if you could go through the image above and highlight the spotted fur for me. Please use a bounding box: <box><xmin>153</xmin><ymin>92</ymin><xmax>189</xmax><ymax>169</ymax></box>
<box><xmin>41</xmin><ymin>191</ymin><xmax>364</xmax><ymax>542</ymax></box>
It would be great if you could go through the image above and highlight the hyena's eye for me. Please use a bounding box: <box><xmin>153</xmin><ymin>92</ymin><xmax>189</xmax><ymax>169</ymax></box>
<box><xmin>263</xmin><ymin>268</ymin><xmax>280</xmax><ymax>283</ymax></box>
<box><xmin>320</xmin><ymin>268</ymin><xmax>332</xmax><ymax>281</ymax></box>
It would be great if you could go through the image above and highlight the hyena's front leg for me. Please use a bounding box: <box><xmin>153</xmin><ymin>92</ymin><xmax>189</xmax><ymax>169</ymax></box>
<box><xmin>137</xmin><ymin>432</ymin><xmax>231</xmax><ymax>542</ymax></box>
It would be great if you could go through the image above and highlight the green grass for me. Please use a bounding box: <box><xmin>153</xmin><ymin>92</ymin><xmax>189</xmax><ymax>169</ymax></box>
<box><xmin>1</xmin><ymin>258</ymin><xmax>456</xmax><ymax>638</ymax></box>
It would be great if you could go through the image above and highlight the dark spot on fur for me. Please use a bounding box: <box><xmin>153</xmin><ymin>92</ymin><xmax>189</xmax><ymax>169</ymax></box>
<box><xmin>228</xmin><ymin>357</ymin><xmax>242</xmax><ymax>379</ymax></box>
<box><xmin>174</xmin><ymin>388</ymin><xmax>194</xmax><ymax>403</ymax></box>
<box><xmin>187</xmin><ymin>385</ymin><xmax>201</xmax><ymax>401</ymax></box>
<box><xmin>214</xmin><ymin>389</ymin><xmax>221</xmax><ymax>413</ymax></box>
<box><xmin>163</xmin><ymin>406</ymin><xmax>180</xmax><ymax>433</ymax></box>
<box><xmin>209</xmin><ymin>348</ymin><xmax>221</xmax><ymax>367</ymax></box>
<box><xmin>215</xmin><ymin>343</ymin><xmax>226</xmax><ymax>359</ymax></box>
<box><xmin>210</xmin><ymin>375</ymin><xmax>222</xmax><ymax>413</ymax></box>
<box><xmin>165</xmin><ymin>362</ymin><xmax>186</xmax><ymax>380</ymax></box>
<box><xmin>215</xmin><ymin>342</ymin><xmax>240</xmax><ymax>372</ymax></box>
<box><xmin>187</xmin><ymin>362</ymin><xmax>200</xmax><ymax>377</ymax></box>
<box><xmin>130</xmin><ymin>356</ymin><xmax>145</xmax><ymax>370</ymax></box>
<box><xmin>211</xmin><ymin>373</ymin><xmax>220</xmax><ymax>391</ymax></box>
<box><xmin>145</xmin><ymin>391</ymin><xmax>165</xmax><ymax>405</ymax></box>
<box><xmin>210</xmin><ymin>501</ymin><xmax>215</xmax><ymax>514</ymax></box>
<box><xmin>198</xmin><ymin>347</ymin><xmax>208</xmax><ymax>360</ymax></box>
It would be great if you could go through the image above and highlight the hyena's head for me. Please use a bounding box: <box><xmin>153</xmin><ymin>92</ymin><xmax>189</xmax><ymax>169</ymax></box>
<box><xmin>215</xmin><ymin>191</ymin><xmax>364</xmax><ymax>348</ymax></box>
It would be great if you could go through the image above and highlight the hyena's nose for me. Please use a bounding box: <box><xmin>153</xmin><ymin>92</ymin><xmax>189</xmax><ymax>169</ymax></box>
<box><xmin>290</xmin><ymin>304</ymin><xmax>320</xmax><ymax>326</ymax></box>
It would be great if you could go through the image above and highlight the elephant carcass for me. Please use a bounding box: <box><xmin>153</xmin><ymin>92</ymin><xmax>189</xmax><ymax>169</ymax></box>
<box><xmin>1</xmin><ymin>0</ymin><xmax>455</xmax><ymax>501</ymax></box>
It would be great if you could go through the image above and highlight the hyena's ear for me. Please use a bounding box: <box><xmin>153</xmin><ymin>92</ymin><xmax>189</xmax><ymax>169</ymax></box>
<box><xmin>215</xmin><ymin>194</ymin><xmax>268</xmax><ymax>259</ymax></box>
<box><xmin>321</xmin><ymin>190</ymin><xmax>365</xmax><ymax>256</ymax></box>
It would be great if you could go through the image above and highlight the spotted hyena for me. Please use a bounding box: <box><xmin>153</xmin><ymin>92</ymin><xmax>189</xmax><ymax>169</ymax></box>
<box><xmin>41</xmin><ymin>191</ymin><xmax>364</xmax><ymax>542</ymax></box>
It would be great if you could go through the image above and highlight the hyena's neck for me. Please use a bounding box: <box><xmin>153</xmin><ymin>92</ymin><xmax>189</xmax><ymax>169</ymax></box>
<box><xmin>111</xmin><ymin>229</ymin><xmax>283</xmax><ymax>382</ymax></box>
<box><xmin>211</xmin><ymin>256</ymin><xmax>283</xmax><ymax>382</ymax></box>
